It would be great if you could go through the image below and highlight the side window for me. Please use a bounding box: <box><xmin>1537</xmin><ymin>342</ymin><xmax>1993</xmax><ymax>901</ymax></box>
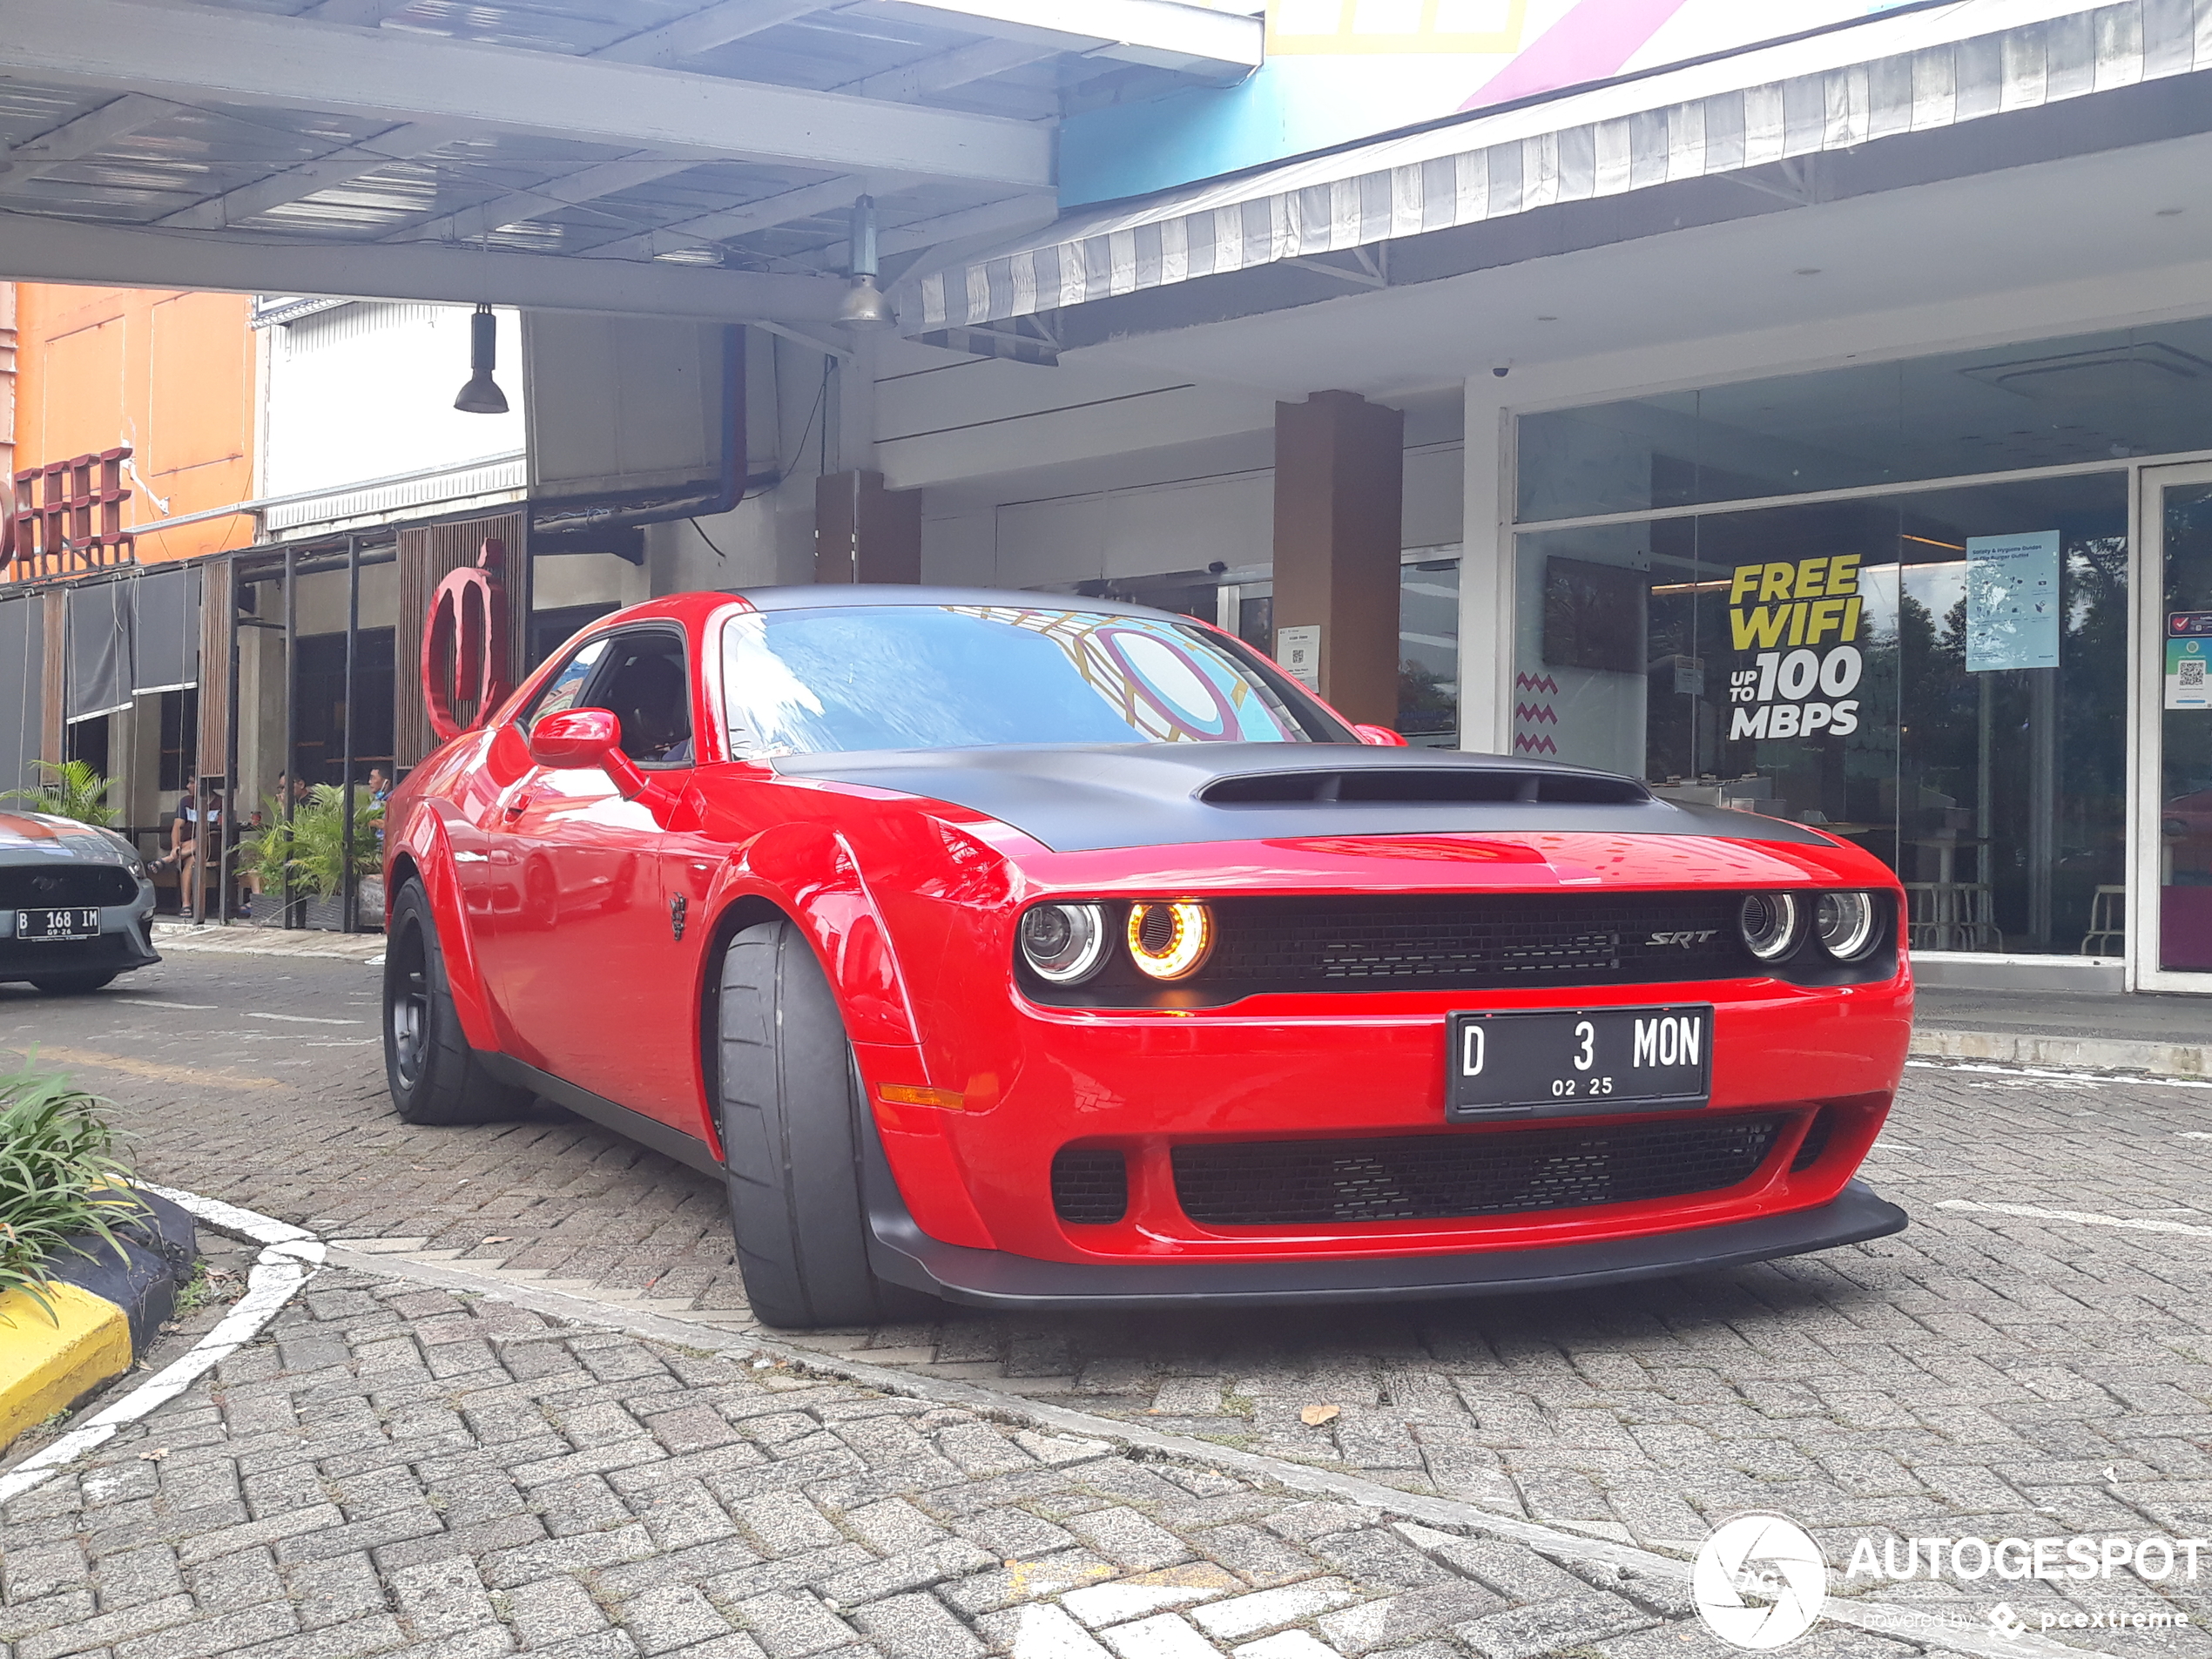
<box><xmin>522</xmin><ymin>637</ymin><xmax>610</xmax><ymax>732</ymax></box>
<box><xmin>594</xmin><ymin>632</ymin><xmax>694</xmax><ymax>766</ymax></box>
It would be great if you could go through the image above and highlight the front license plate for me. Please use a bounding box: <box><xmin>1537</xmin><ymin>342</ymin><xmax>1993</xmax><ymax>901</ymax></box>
<box><xmin>1447</xmin><ymin>1005</ymin><xmax>1712</xmax><ymax>1120</ymax></box>
<box><xmin>17</xmin><ymin>907</ymin><xmax>102</xmax><ymax>942</ymax></box>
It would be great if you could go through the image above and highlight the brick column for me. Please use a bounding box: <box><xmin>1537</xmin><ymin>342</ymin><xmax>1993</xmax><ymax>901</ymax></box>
<box><xmin>1271</xmin><ymin>389</ymin><xmax>1404</xmax><ymax>726</ymax></box>
<box><xmin>814</xmin><ymin>470</ymin><xmax>921</xmax><ymax>584</ymax></box>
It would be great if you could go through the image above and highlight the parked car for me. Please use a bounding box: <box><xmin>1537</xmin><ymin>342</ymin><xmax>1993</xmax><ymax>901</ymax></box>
<box><xmin>381</xmin><ymin>588</ymin><xmax>1912</xmax><ymax>1326</ymax></box>
<box><xmin>0</xmin><ymin>810</ymin><xmax>159</xmax><ymax>994</ymax></box>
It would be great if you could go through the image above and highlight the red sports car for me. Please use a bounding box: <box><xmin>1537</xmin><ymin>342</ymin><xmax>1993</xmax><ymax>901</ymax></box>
<box><xmin>382</xmin><ymin>587</ymin><xmax>1910</xmax><ymax>1327</ymax></box>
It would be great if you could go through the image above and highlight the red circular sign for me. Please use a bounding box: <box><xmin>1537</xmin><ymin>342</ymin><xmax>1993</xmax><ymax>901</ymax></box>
<box><xmin>421</xmin><ymin>538</ymin><xmax>512</xmax><ymax>742</ymax></box>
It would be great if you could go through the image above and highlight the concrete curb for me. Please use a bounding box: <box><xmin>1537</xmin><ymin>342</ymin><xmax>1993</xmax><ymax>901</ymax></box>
<box><xmin>0</xmin><ymin>1189</ymin><xmax>197</xmax><ymax>1450</ymax></box>
<box><xmin>1911</xmin><ymin>1026</ymin><xmax>2210</xmax><ymax>1078</ymax></box>
<box><xmin>0</xmin><ymin>1187</ymin><xmax>322</xmax><ymax>1504</ymax></box>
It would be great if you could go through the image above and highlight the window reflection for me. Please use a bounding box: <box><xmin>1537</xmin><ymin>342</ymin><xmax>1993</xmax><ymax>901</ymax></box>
<box><xmin>1514</xmin><ymin>474</ymin><xmax>2128</xmax><ymax>954</ymax></box>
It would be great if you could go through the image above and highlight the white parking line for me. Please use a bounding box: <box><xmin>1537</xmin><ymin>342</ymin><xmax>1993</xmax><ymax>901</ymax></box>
<box><xmin>244</xmin><ymin>1011</ymin><xmax>363</xmax><ymax>1026</ymax></box>
<box><xmin>1937</xmin><ymin>1197</ymin><xmax>2212</xmax><ymax>1239</ymax></box>
<box><xmin>105</xmin><ymin>999</ymin><xmax>220</xmax><ymax>1010</ymax></box>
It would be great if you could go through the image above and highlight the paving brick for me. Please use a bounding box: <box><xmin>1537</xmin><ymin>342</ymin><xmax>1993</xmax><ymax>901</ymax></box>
<box><xmin>1451</xmin><ymin>1595</ymin><xmax>1655</xmax><ymax>1659</ymax></box>
<box><xmin>1190</xmin><ymin>1581</ymin><xmax>1359</xmax><ymax>1642</ymax></box>
<box><xmin>1096</xmin><ymin>1614</ymin><xmax>1220</xmax><ymax>1659</ymax></box>
<box><xmin>849</xmin><ymin>1593</ymin><xmax>987</xmax><ymax>1659</ymax></box>
<box><xmin>1062</xmin><ymin>1511</ymin><xmax>1190</xmax><ymax>1573</ymax></box>
<box><xmin>732</xmin><ymin>1591</ymin><xmax>860</xmax><ymax>1658</ymax></box>
<box><xmin>1227</xmin><ymin>1632</ymin><xmax>1338</xmax><ymax>1659</ymax></box>
<box><xmin>499</xmin><ymin>1576</ymin><xmax>616</xmax><ymax>1646</ymax></box>
<box><xmin>623</xmin><ymin>1584</ymin><xmax>736</xmax><ymax>1655</ymax></box>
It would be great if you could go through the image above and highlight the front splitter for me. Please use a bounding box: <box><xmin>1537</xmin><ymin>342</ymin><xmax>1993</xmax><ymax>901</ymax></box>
<box><xmin>862</xmin><ymin>1122</ymin><xmax>1907</xmax><ymax>1310</ymax></box>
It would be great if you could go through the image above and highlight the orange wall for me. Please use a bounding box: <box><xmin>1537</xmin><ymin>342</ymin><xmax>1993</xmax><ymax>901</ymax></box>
<box><xmin>13</xmin><ymin>285</ymin><xmax>256</xmax><ymax>565</ymax></box>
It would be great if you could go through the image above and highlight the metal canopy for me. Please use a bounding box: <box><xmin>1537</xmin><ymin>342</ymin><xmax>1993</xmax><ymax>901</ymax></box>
<box><xmin>908</xmin><ymin>0</ymin><xmax>2212</xmax><ymax>357</ymax></box>
<box><xmin>0</xmin><ymin>0</ymin><xmax>1261</xmax><ymax>322</ymax></box>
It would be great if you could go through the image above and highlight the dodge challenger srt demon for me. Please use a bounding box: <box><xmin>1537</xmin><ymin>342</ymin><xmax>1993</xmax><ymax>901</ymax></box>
<box><xmin>381</xmin><ymin>586</ymin><xmax>1910</xmax><ymax>1327</ymax></box>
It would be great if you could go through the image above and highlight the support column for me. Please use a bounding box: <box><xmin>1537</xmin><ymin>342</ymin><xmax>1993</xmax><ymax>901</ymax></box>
<box><xmin>1271</xmin><ymin>389</ymin><xmax>1405</xmax><ymax>726</ymax></box>
<box><xmin>814</xmin><ymin>469</ymin><xmax>921</xmax><ymax>584</ymax></box>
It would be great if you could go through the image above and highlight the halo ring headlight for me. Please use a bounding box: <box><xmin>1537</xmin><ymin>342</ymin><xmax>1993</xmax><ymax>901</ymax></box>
<box><xmin>1815</xmin><ymin>890</ymin><xmax>1879</xmax><ymax>961</ymax></box>
<box><xmin>1127</xmin><ymin>900</ymin><xmax>1214</xmax><ymax>981</ymax></box>
<box><xmin>1737</xmin><ymin>893</ymin><xmax>1802</xmax><ymax>962</ymax></box>
<box><xmin>1019</xmin><ymin>902</ymin><xmax>1109</xmax><ymax>984</ymax></box>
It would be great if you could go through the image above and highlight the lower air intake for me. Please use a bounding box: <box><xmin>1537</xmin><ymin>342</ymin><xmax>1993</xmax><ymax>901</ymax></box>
<box><xmin>1051</xmin><ymin>1147</ymin><xmax>1129</xmax><ymax>1225</ymax></box>
<box><xmin>1172</xmin><ymin>1116</ymin><xmax>1784</xmax><ymax>1226</ymax></box>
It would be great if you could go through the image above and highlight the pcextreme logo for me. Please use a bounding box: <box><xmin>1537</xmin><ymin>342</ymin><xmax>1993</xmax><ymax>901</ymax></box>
<box><xmin>1693</xmin><ymin>1514</ymin><xmax>1829</xmax><ymax>1650</ymax></box>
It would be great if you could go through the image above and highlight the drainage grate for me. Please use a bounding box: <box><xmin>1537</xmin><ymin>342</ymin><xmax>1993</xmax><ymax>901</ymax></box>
<box><xmin>1051</xmin><ymin>1147</ymin><xmax>1129</xmax><ymax>1224</ymax></box>
<box><xmin>1171</xmin><ymin>1115</ymin><xmax>1785</xmax><ymax>1226</ymax></box>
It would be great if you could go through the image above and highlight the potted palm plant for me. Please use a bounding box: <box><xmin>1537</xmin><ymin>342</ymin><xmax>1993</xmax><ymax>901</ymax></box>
<box><xmin>240</xmin><ymin>785</ymin><xmax>384</xmax><ymax>930</ymax></box>
<box><xmin>1</xmin><ymin>759</ymin><xmax>119</xmax><ymax>826</ymax></box>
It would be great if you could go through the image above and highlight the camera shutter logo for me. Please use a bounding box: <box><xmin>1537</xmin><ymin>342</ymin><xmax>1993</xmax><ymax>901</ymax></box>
<box><xmin>1693</xmin><ymin>1514</ymin><xmax>1827</xmax><ymax>1649</ymax></box>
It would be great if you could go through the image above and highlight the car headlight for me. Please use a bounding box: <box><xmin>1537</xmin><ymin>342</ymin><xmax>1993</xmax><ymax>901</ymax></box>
<box><xmin>1127</xmin><ymin>900</ymin><xmax>1214</xmax><ymax>981</ymax></box>
<box><xmin>1737</xmin><ymin>893</ymin><xmax>1802</xmax><ymax>961</ymax></box>
<box><xmin>1019</xmin><ymin>902</ymin><xmax>1109</xmax><ymax>984</ymax></box>
<box><xmin>1814</xmin><ymin>891</ymin><xmax>1879</xmax><ymax>961</ymax></box>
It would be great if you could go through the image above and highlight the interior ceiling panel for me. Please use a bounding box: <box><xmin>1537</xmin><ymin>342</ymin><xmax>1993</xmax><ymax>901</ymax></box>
<box><xmin>0</xmin><ymin>0</ymin><xmax>1258</xmax><ymax>322</ymax></box>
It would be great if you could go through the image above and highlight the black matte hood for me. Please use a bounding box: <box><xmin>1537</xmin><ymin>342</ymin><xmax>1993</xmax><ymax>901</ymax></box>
<box><xmin>769</xmin><ymin>743</ymin><xmax>1831</xmax><ymax>853</ymax></box>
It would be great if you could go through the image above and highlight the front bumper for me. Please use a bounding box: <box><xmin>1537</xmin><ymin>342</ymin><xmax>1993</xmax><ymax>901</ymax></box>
<box><xmin>860</xmin><ymin>1119</ymin><xmax>1907</xmax><ymax>1310</ymax></box>
<box><xmin>0</xmin><ymin>906</ymin><xmax>158</xmax><ymax>982</ymax></box>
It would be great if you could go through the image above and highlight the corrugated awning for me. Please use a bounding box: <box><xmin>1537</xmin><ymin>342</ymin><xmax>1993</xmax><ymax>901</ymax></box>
<box><xmin>906</xmin><ymin>0</ymin><xmax>2212</xmax><ymax>354</ymax></box>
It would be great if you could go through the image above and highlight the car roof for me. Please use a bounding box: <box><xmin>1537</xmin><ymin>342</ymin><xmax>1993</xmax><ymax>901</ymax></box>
<box><xmin>722</xmin><ymin>585</ymin><xmax>1192</xmax><ymax>624</ymax></box>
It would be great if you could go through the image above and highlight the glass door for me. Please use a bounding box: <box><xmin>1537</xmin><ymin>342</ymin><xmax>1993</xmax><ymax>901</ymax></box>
<box><xmin>2137</xmin><ymin>462</ymin><xmax>2212</xmax><ymax>990</ymax></box>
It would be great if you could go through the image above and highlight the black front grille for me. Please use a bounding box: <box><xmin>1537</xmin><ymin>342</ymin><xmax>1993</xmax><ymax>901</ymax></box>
<box><xmin>1172</xmin><ymin>1115</ymin><xmax>1785</xmax><ymax>1226</ymax></box>
<box><xmin>0</xmin><ymin>864</ymin><xmax>138</xmax><ymax>909</ymax></box>
<box><xmin>1052</xmin><ymin>1147</ymin><xmax>1129</xmax><ymax>1224</ymax></box>
<box><xmin>1199</xmin><ymin>892</ymin><xmax>1750</xmax><ymax>991</ymax></box>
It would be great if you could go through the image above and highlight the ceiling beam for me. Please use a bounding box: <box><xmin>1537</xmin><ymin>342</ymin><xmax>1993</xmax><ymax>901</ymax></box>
<box><xmin>0</xmin><ymin>92</ymin><xmax>177</xmax><ymax>180</ymax></box>
<box><xmin>300</xmin><ymin>0</ymin><xmax>416</xmax><ymax>22</ymax></box>
<box><xmin>578</xmin><ymin>173</ymin><xmax>870</xmax><ymax>262</ymax></box>
<box><xmin>592</xmin><ymin>0</ymin><xmax>823</xmax><ymax>69</ymax></box>
<box><xmin>154</xmin><ymin>122</ymin><xmax>461</xmax><ymax>229</ymax></box>
<box><xmin>3</xmin><ymin>0</ymin><xmax>1055</xmax><ymax>187</ymax></box>
<box><xmin>859</xmin><ymin>0</ymin><xmax>1260</xmax><ymax>76</ymax></box>
<box><xmin>840</xmin><ymin>37</ymin><xmax>1057</xmax><ymax>103</ymax></box>
<box><xmin>0</xmin><ymin>208</ymin><xmax>851</xmax><ymax>320</ymax></box>
<box><xmin>384</xmin><ymin>156</ymin><xmax>702</xmax><ymax>245</ymax></box>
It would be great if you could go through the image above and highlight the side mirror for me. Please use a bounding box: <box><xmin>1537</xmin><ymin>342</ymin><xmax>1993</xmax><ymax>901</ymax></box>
<box><xmin>528</xmin><ymin>707</ymin><xmax>621</xmax><ymax>769</ymax></box>
<box><xmin>525</xmin><ymin>708</ymin><xmax>679</xmax><ymax>820</ymax></box>
<box><xmin>1352</xmin><ymin>723</ymin><xmax>1408</xmax><ymax>747</ymax></box>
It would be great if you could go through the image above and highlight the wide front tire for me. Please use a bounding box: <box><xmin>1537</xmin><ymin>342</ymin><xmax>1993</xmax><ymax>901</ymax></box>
<box><xmin>30</xmin><ymin>970</ymin><xmax>118</xmax><ymax>995</ymax></box>
<box><xmin>384</xmin><ymin>877</ymin><xmax>529</xmax><ymax>1126</ymax></box>
<box><xmin>715</xmin><ymin>920</ymin><xmax>938</xmax><ymax>1329</ymax></box>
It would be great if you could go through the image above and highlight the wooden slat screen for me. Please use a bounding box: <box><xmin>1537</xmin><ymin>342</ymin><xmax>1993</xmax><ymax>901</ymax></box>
<box><xmin>196</xmin><ymin>555</ymin><xmax>232</xmax><ymax>786</ymax></box>
<box><xmin>40</xmin><ymin>590</ymin><xmax>64</xmax><ymax>765</ymax></box>
<box><xmin>394</xmin><ymin>512</ymin><xmax>526</xmax><ymax>770</ymax></box>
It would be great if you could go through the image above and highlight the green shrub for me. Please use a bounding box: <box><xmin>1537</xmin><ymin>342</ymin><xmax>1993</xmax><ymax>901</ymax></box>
<box><xmin>242</xmin><ymin>784</ymin><xmax>383</xmax><ymax>900</ymax></box>
<box><xmin>0</xmin><ymin>759</ymin><xmax>119</xmax><ymax>826</ymax></box>
<box><xmin>0</xmin><ymin>1062</ymin><xmax>138</xmax><ymax>1322</ymax></box>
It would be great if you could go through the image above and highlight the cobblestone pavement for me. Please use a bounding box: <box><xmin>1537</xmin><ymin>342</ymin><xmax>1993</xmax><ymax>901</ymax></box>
<box><xmin>5</xmin><ymin>958</ymin><xmax>2212</xmax><ymax>1654</ymax></box>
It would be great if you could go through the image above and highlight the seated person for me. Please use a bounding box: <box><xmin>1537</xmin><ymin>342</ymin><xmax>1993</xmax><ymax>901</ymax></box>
<box><xmin>602</xmin><ymin>648</ymin><xmax>692</xmax><ymax>765</ymax></box>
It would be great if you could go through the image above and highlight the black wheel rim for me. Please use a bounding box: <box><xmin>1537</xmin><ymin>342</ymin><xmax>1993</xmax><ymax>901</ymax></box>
<box><xmin>389</xmin><ymin>920</ymin><xmax>430</xmax><ymax>1089</ymax></box>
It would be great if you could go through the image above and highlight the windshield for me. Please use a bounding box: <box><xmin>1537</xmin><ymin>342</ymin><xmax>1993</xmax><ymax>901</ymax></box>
<box><xmin>721</xmin><ymin>604</ymin><xmax>1343</xmax><ymax>755</ymax></box>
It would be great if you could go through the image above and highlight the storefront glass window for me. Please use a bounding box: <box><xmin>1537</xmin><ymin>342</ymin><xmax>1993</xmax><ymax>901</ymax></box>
<box><xmin>1513</xmin><ymin>474</ymin><xmax>2128</xmax><ymax>953</ymax></box>
<box><xmin>1518</xmin><ymin>321</ymin><xmax>2212</xmax><ymax>523</ymax></box>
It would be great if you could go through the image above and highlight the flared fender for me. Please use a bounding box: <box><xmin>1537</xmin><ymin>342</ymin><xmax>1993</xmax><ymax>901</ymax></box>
<box><xmin>725</xmin><ymin>819</ymin><xmax>922</xmax><ymax>1049</ymax></box>
<box><xmin>395</xmin><ymin>806</ymin><xmax>502</xmax><ymax>1053</ymax></box>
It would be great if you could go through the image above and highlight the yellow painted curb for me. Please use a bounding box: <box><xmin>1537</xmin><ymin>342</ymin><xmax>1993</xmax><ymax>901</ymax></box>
<box><xmin>0</xmin><ymin>1282</ymin><xmax>132</xmax><ymax>1445</ymax></box>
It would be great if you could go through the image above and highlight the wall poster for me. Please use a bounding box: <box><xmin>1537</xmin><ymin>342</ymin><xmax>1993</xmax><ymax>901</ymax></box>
<box><xmin>1724</xmin><ymin>554</ymin><xmax>1865</xmax><ymax>741</ymax></box>
<box><xmin>1965</xmin><ymin>530</ymin><xmax>2060</xmax><ymax>672</ymax></box>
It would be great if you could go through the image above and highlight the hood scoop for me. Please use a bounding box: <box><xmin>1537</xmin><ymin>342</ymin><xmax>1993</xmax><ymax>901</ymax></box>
<box><xmin>1202</xmin><ymin>769</ymin><xmax>1649</xmax><ymax>807</ymax></box>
